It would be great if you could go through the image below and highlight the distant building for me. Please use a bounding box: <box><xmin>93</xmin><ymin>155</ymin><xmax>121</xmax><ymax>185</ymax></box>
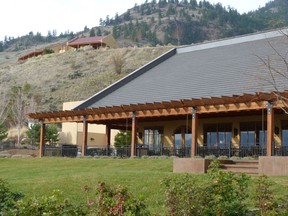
<box><xmin>18</xmin><ymin>35</ymin><xmax>117</xmax><ymax>61</ymax></box>
<box><xmin>67</xmin><ymin>35</ymin><xmax>117</xmax><ymax>49</ymax></box>
<box><xmin>18</xmin><ymin>49</ymin><xmax>44</xmax><ymax>61</ymax></box>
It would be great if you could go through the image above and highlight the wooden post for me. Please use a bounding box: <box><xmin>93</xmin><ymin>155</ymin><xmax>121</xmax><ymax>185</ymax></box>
<box><xmin>266</xmin><ymin>102</ymin><xmax>274</xmax><ymax>156</ymax></box>
<box><xmin>82</xmin><ymin>116</ymin><xmax>88</xmax><ymax>157</ymax></box>
<box><xmin>106</xmin><ymin>125</ymin><xmax>111</xmax><ymax>156</ymax></box>
<box><xmin>191</xmin><ymin>108</ymin><xmax>198</xmax><ymax>157</ymax></box>
<box><xmin>39</xmin><ymin>122</ymin><xmax>45</xmax><ymax>158</ymax></box>
<box><xmin>131</xmin><ymin>112</ymin><xmax>137</xmax><ymax>158</ymax></box>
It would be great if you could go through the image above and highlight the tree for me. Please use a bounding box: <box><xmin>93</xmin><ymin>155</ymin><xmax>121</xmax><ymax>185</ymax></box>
<box><xmin>9</xmin><ymin>83</ymin><xmax>31</xmax><ymax>145</ymax></box>
<box><xmin>45</xmin><ymin>124</ymin><xmax>59</xmax><ymax>144</ymax></box>
<box><xmin>0</xmin><ymin>41</ymin><xmax>3</xmax><ymax>52</ymax></box>
<box><xmin>96</xmin><ymin>28</ymin><xmax>102</xmax><ymax>36</ymax></box>
<box><xmin>26</xmin><ymin>123</ymin><xmax>59</xmax><ymax>145</ymax></box>
<box><xmin>26</xmin><ymin>123</ymin><xmax>40</xmax><ymax>145</ymax></box>
<box><xmin>258</xmin><ymin>30</ymin><xmax>288</xmax><ymax>112</ymax></box>
<box><xmin>0</xmin><ymin>123</ymin><xmax>8</xmax><ymax>141</ymax></box>
<box><xmin>114</xmin><ymin>131</ymin><xmax>131</xmax><ymax>148</ymax></box>
<box><xmin>89</xmin><ymin>28</ymin><xmax>96</xmax><ymax>37</ymax></box>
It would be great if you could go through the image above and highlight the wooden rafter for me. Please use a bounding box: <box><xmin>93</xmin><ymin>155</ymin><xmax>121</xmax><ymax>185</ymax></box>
<box><xmin>28</xmin><ymin>92</ymin><xmax>287</xmax><ymax>124</ymax></box>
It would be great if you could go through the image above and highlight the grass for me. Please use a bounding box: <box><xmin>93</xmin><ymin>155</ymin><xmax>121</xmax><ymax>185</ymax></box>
<box><xmin>0</xmin><ymin>46</ymin><xmax>174</xmax><ymax>112</ymax></box>
<box><xmin>0</xmin><ymin>157</ymin><xmax>178</xmax><ymax>214</ymax></box>
<box><xmin>1</xmin><ymin>157</ymin><xmax>288</xmax><ymax>215</ymax></box>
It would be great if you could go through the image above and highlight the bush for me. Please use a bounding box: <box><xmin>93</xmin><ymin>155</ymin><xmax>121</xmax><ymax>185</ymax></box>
<box><xmin>0</xmin><ymin>178</ymin><xmax>24</xmax><ymax>214</ymax></box>
<box><xmin>205</xmin><ymin>160</ymin><xmax>250</xmax><ymax>215</ymax></box>
<box><xmin>163</xmin><ymin>160</ymin><xmax>251</xmax><ymax>216</ymax></box>
<box><xmin>43</xmin><ymin>48</ymin><xmax>54</xmax><ymax>54</ymax></box>
<box><xmin>162</xmin><ymin>174</ymin><xmax>206</xmax><ymax>215</ymax></box>
<box><xmin>83</xmin><ymin>182</ymin><xmax>150</xmax><ymax>215</ymax></box>
<box><xmin>11</xmin><ymin>190</ymin><xmax>86</xmax><ymax>216</ymax></box>
<box><xmin>252</xmin><ymin>174</ymin><xmax>288</xmax><ymax>215</ymax></box>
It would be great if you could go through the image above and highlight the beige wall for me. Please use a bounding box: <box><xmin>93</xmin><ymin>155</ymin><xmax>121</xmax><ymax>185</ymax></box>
<box><xmin>137</xmin><ymin>113</ymin><xmax>286</xmax><ymax>148</ymax></box>
<box><xmin>59</xmin><ymin>101</ymin><xmax>118</xmax><ymax>147</ymax></box>
<box><xmin>103</xmin><ymin>35</ymin><xmax>118</xmax><ymax>48</ymax></box>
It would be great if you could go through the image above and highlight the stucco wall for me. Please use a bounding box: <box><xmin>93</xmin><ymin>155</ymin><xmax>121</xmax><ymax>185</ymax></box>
<box><xmin>173</xmin><ymin>158</ymin><xmax>211</xmax><ymax>173</ymax></box>
<box><xmin>60</xmin><ymin>101</ymin><xmax>118</xmax><ymax>147</ymax></box>
<box><xmin>259</xmin><ymin>156</ymin><xmax>288</xmax><ymax>176</ymax></box>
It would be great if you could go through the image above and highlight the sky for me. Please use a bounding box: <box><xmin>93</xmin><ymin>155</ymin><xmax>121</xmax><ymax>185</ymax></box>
<box><xmin>0</xmin><ymin>0</ymin><xmax>271</xmax><ymax>41</ymax></box>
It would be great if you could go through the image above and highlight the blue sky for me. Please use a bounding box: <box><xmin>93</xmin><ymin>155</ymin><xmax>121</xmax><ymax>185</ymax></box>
<box><xmin>1</xmin><ymin>0</ymin><xmax>271</xmax><ymax>41</ymax></box>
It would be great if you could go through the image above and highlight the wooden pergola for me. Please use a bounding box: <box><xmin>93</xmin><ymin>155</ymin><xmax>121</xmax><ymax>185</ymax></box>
<box><xmin>28</xmin><ymin>92</ymin><xmax>287</xmax><ymax>158</ymax></box>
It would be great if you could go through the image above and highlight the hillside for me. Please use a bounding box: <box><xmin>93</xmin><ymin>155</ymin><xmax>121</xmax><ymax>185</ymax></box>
<box><xmin>0</xmin><ymin>0</ymin><xmax>288</xmax><ymax>114</ymax></box>
<box><xmin>97</xmin><ymin>0</ymin><xmax>288</xmax><ymax>47</ymax></box>
<box><xmin>1</xmin><ymin>0</ymin><xmax>288</xmax><ymax>52</ymax></box>
<box><xmin>0</xmin><ymin>46</ymin><xmax>174</xmax><ymax>112</ymax></box>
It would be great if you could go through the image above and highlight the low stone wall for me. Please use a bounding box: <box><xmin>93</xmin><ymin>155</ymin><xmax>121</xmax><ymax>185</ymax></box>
<box><xmin>173</xmin><ymin>158</ymin><xmax>212</xmax><ymax>173</ymax></box>
<box><xmin>259</xmin><ymin>156</ymin><xmax>288</xmax><ymax>176</ymax></box>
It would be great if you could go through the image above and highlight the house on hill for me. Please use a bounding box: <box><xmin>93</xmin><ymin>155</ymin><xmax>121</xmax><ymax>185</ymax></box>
<box><xmin>67</xmin><ymin>35</ymin><xmax>117</xmax><ymax>49</ymax></box>
<box><xmin>18</xmin><ymin>35</ymin><xmax>116</xmax><ymax>61</ymax></box>
<box><xmin>17</xmin><ymin>42</ymin><xmax>67</xmax><ymax>61</ymax></box>
<box><xmin>18</xmin><ymin>49</ymin><xmax>44</xmax><ymax>61</ymax></box>
<box><xmin>29</xmin><ymin>28</ymin><xmax>288</xmax><ymax>175</ymax></box>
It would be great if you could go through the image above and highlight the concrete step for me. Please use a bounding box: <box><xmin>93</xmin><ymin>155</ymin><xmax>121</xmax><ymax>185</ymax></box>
<box><xmin>231</xmin><ymin>160</ymin><xmax>259</xmax><ymax>166</ymax></box>
<box><xmin>220</xmin><ymin>160</ymin><xmax>259</xmax><ymax>175</ymax></box>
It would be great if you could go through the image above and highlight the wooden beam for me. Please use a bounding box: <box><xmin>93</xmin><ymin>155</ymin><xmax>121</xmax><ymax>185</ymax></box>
<box><xmin>191</xmin><ymin>108</ymin><xmax>198</xmax><ymax>157</ymax></box>
<box><xmin>106</xmin><ymin>125</ymin><xmax>111</xmax><ymax>156</ymax></box>
<box><xmin>82</xmin><ymin>116</ymin><xmax>88</xmax><ymax>156</ymax></box>
<box><xmin>39</xmin><ymin>122</ymin><xmax>45</xmax><ymax>158</ymax></box>
<box><xmin>266</xmin><ymin>102</ymin><xmax>274</xmax><ymax>156</ymax></box>
<box><xmin>131</xmin><ymin>112</ymin><xmax>137</xmax><ymax>158</ymax></box>
<box><xmin>196</xmin><ymin>101</ymin><xmax>266</xmax><ymax>113</ymax></box>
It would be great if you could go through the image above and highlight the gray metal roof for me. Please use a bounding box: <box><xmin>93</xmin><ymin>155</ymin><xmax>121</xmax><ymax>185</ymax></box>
<box><xmin>75</xmin><ymin>29</ymin><xmax>288</xmax><ymax>110</ymax></box>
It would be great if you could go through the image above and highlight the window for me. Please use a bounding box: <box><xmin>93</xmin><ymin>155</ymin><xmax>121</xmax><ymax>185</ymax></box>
<box><xmin>144</xmin><ymin>128</ymin><xmax>163</xmax><ymax>152</ymax></box>
<box><xmin>282</xmin><ymin>121</ymin><xmax>288</xmax><ymax>147</ymax></box>
<box><xmin>204</xmin><ymin>123</ymin><xmax>232</xmax><ymax>149</ymax></box>
<box><xmin>173</xmin><ymin>126</ymin><xmax>191</xmax><ymax>150</ymax></box>
<box><xmin>240</xmin><ymin>122</ymin><xmax>266</xmax><ymax>148</ymax></box>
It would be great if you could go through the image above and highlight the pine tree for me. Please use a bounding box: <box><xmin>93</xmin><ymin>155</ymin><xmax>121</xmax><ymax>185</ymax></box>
<box><xmin>0</xmin><ymin>123</ymin><xmax>7</xmax><ymax>141</ymax></box>
<box><xmin>90</xmin><ymin>28</ymin><xmax>96</xmax><ymax>37</ymax></box>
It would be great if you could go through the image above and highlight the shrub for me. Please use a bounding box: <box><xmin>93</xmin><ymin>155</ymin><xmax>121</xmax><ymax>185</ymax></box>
<box><xmin>43</xmin><ymin>48</ymin><xmax>54</xmax><ymax>54</ymax></box>
<box><xmin>254</xmin><ymin>175</ymin><xmax>281</xmax><ymax>215</ymax></box>
<box><xmin>111</xmin><ymin>54</ymin><xmax>125</xmax><ymax>74</ymax></box>
<box><xmin>217</xmin><ymin>155</ymin><xmax>229</xmax><ymax>160</ymax></box>
<box><xmin>0</xmin><ymin>178</ymin><xmax>24</xmax><ymax>214</ymax></box>
<box><xmin>162</xmin><ymin>174</ymin><xmax>206</xmax><ymax>215</ymax></box>
<box><xmin>0</xmin><ymin>123</ymin><xmax>8</xmax><ymax>141</ymax></box>
<box><xmin>204</xmin><ymin>154</ymin><xmax>216</xmax><ymax>160</ymax></box>
<box><xmin>205</xmin><ymin>160</ymin><xmax>250</xmax><ymax>215</ymax></box>
<box><xmin>163</xmin><ymin>160</ymin><xmax>251</xmax><ymax>216</ymax></box>
<box><xmin>11</xmin><ymin>189</ymin><xmax>86</xmax><ymax>216</ymax></box>
<box><xmin>83</xmin><ymin>182</ymin><xmax>150</xmax><ymax>215</ymax></box>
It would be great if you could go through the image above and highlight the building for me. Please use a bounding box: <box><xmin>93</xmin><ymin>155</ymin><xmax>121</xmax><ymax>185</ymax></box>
<box><xmin>18</xmin><ymin>35</ymin><xmax>116</xmax><ymax>61</ymax></box>
<box><xmin>28</xmin><ymin>28</ymin><xmax>288</xmax><ymax>174</ymax></box>
<box><xmin>67</xmin><ymin>35</ymin><xmax>117</xmax><ymax>49</ymax></box>
<box><xmin>60</xmin><ymin>101</ymin><xmax>118</xmax><ymax>148</ymax></box>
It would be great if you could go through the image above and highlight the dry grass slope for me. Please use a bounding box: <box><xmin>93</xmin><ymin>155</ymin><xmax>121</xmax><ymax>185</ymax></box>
<box><xmin>0</xmin><ymin>46</ymin><xmax>174</xmax><ymax>112</ymax></box>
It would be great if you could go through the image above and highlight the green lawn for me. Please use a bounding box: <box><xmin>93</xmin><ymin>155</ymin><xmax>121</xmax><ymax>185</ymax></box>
<box><xmin>1</xmin><ymin>157</ymin><xmax>288</xmax><ymax>215</ymax></box>
<box><xmin>0</xmin><ymin>157</ymin><xmax>178</xmax><ymax>214</ymax></box>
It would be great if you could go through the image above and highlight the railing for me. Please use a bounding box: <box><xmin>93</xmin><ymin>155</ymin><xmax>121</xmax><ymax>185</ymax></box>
<box><xmin>0</xmin><ymin>141</ymin><xmax>38</xmax><ymax>152</ymax></box>
<box><xmin>197</xmin><ymin>144</ymin><xmax>267</xmax><ymax>158</ymax></box>
<box><xmin>0</xmin><ymin>141</ymin><xmax>16</xmax><ymax>151</ymax></box>
<box><xmin>39</xmin><ymin>143</ymin><xmax>288</xmax><ymax>158</ymax></box>
<box><xmin>43</xmin><ymin>144</ymin><xmax>78</xmax><ymax>157</ymax></box>
<box><xmin>274</xmin><ymin>146</ymin><xmax>288</xmax><ymax>156</ymax></box>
